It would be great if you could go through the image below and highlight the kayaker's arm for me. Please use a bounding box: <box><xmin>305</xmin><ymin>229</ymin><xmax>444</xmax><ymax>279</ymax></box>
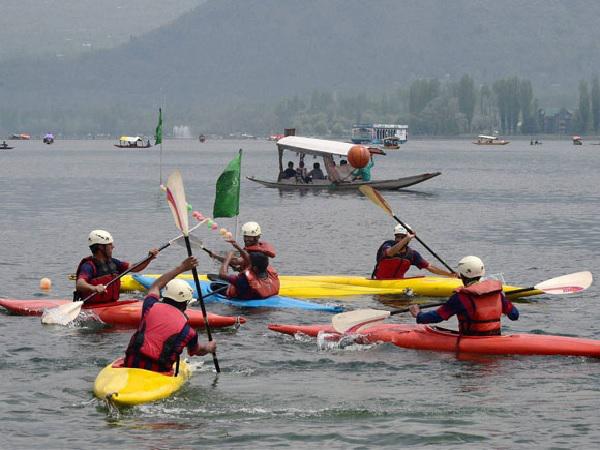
<box><xmin>385</xmin><ymin>233</ymin><xmax>415</xmax><ymax>257</ymax></box>
<box><xmin>75</xmin><ymin>278</ymin><xmax>106</xmax><ymax>295</ymax></box>
<box><xmin>425</xmin><ymin>264</ymin><xmax>458</xmax><ymax>278</ymax></box>
<box><xmin>148</xmin><ymin>256</ymin><xmax>198</xmax><ymax>297</ymax></box>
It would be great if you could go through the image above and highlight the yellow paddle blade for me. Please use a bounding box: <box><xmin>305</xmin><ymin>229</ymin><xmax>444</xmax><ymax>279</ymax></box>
<box><xmin>358</xmin><ymin>185</ymin><xmax>394</xmax><ymax>217</ymax></box>
<box><xmin>41</xmin><ymin>301</ymin><xmax>83</xmax><ymax>325</ymax></box>
<box><xmin>332</xmin><ymin>308</ymin><xmax>392</xmax><ymax>333</ymax></box>
<box><xmin>166</xmin><ymin>170</ymin><xmax>190</xmax><ymax>235</ymax></box>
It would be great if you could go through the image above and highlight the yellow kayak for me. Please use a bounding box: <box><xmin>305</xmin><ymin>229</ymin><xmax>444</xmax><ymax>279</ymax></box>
<box><xmin>93</xmin><ymin>357</ymin><xmax>191</xmax><ymax>407</ymax></box>
<box><xmin>121</xmin><ymin>274</ymin><xmax>541</xmax><ymax>299</ymax></box>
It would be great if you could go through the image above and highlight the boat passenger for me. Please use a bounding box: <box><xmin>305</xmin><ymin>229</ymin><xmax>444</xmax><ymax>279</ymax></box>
<box><xmin>351</xmin><ymin>156</ymin><xmax>374</xmax><ymax>181</ymax></box>
<box><xmin>124</xmin><ymin>256</ymin><xmax>216</xmax><ymax>372</ymax></box>
<box><xmin>74</xmin><ymin>230</ymin><xmax>158</xmax><ymax>305</ymax></box>
<box><xmin>409</xmin><ymin>256</ymin><xmax>519</xmax><ymax>336</ymax></box>
<box><xmin>337</xmin><ymin>159</ymin><xmax>354</xmax><ymax>180</ymax></box>
<box><xmin>307</xmin><ymin>162</ymin><xmax>326</xmax><ymax>180</ymax></box>
<box><xmin>371</xmin><ymin>224</ymin><xmax>456</xmax><ymax>280</ymax></box>
<box><xmin>219</xmin><ymin>243</ymin><xmax>280</xmax><ymax>299</ymax></box>
<box><xmin>281</xmin><ymin>161</ymin><xmax>297</xmax><ymax>179</ymax></box>
<box><xmin>296</xmin><ymin>160</ymin><xmax>309</xmax><ymax>183</ymax></box>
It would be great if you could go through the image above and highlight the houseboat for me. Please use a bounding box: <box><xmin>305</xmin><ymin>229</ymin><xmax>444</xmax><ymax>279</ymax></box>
<box><xmin>351</xmin><ymin>124</ymin><xmax>408</xmax><ymax>145</ymax></box>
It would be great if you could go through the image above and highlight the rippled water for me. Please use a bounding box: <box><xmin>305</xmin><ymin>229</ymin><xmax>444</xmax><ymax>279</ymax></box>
<box><xmin>0</xmin><ymin>138</ymin><xmax>599</xmax><ymax>449</ymax></box>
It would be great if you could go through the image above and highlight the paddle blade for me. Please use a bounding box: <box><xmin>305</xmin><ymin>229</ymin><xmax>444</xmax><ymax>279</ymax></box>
<box><xmin>166</xmin><ymin>170</ymin><xmax>190</xmax><ymax>235</ymax></box>
<box><xmin>359</xmin><ymin>185</ymin><xmax>393</xmax><ymax>217</ymax></box>
<box><xmin>535</xmin><ymin>271</ymin><xmax>593</xmax><ymax>294</ymax></box>
<box><xmin>332</xmin><ymin>308</ymin><xmax>391</xmax><ymax>333</ymax></box>
<box><xmin>173</xmin><ymin>233</ymin><xmax>205</xmax><ymax>250</ymax></box>
<box><xmin>41</xmin><ymin>301</ymin><xmax>83</xmax><ymax>325</ymax></box>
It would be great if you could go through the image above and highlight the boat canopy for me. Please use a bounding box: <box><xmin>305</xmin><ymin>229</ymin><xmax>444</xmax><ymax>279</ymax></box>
<box><xmin>478</xmin><ymin>135</ymin><xmax>497</xmax><ymax>140</ymax></box>
<box><xmin>276</xmin><ymin>136</ymin><xmax>384</xmax><ymax>157</ymax></box>
<box><xmin>119</xmin><ymin>136</ymin><xmax>143</xmax><ymax>143</ymax></box>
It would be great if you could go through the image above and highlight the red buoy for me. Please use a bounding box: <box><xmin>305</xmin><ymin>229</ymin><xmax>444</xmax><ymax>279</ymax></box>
<box><xmin>347</xmin><ymin>145</ymin><xmax>370</xmax><ymax>169</ymax></box>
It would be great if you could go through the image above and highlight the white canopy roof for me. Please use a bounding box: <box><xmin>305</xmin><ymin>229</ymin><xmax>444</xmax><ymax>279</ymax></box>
<box><xmin>477</xmin><ymin>135</ymin><xmax>498</xmax><ymax>140</ymax></box>
<box><xmin>276</xmin><ymin>136</ymin><xmax>384</xmax><ymax>157</ymax></box>
<box><xmin>119</xmin><ymin>136</ymin><xmax>142</xmax><ymax>143</ymax></box>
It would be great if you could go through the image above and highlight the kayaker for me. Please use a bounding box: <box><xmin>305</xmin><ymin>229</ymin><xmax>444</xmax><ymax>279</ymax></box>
<box><xmin>74</xmin><ymin>230</ymin><xmax>158</xmax><ymax>304</ymax></box>
<box><xmin>124</xmin><ymin>256</ymin><xmax>216</xmax><ymax>372</ymax></box>
<box><xmin>409</xmin><ymin>256</ymin><xmax>519</xmax><ymax>336</ymax></box>
<box><xmin>208</xmin><ymin>221</ymin><xmax>277</xmax><ymax>270</ymax></box>
<box><xmin>372</xmin><ymin>224</ymin><xmax>456</xmax><ymax>279</ymax></box>
<box><xmin>219</xmin><ymin>240</ymin><xmax>280</xmax><ymax>299</ymax></box>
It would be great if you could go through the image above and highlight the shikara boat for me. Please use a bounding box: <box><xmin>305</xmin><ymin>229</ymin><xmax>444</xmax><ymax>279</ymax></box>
<box><xmin>473</xmin><ymin>135</ymin><xmax>510</xmax><ymax>145</ymax></box>
<box><xmin>247</xmin><ymin>136</ymin><xmax>441</xmax><ymax>191</ymax></box>
<box><xmin>114</xmin><ymin>136</ymin><xmax>152</xmax><ymax>149</ymax></box>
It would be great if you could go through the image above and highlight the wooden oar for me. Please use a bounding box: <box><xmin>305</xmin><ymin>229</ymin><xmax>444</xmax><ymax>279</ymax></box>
<box><xmin>165</xmin><ymin>170</ymin><xmax>220</xmax><ymax>373</ymax></box>
<box><xmin>332</xmin><ymin>271</ymin><xmax>593</xmax><ymax>333</ymax></box>
<box><xmin>358</xmin><ymin>185</ymin><xmax>455</xmax><ymax>274</ymax></box>
<box><xmin>40</xmin><ymin>228</ymin><xmax>209</xmax><ymax>326</ymax></box>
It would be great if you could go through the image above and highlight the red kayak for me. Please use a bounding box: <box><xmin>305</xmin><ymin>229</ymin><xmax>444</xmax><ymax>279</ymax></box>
<box><xmin>268</xmin><ymin>322</ymin><xmax>600</xmax><ymax>358</ymax></box>
<box><xmin>0</xmin><ymin>298</ymin><xmax>245</xmax><ymax>329</ymax></box>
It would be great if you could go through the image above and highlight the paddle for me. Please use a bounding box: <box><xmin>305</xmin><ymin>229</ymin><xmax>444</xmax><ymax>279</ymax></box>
<box><xmin>332</xmin><ymin>271</ymin><xmax>593</xmax><ymax>333</ymax></box>
<box><xmin>165</xmin><ymin>170</ymin><xmax>220</xmax><ymax>372</ymax></box>
<box><xmin>41</xmin><ymin>227</ymin><xmax>208</xmax><ymax>326</ymax></box>
<box><xmin>358</xmin><ymin>185</ymin><xmax>455</xmax><ymax>274</ymax></box>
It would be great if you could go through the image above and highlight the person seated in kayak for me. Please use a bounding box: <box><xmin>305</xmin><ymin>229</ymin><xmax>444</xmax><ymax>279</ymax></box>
<box><xmin>124</xmin><ymin>256</ymin><xmax>216</xmax><ymax>372</ymax></box>
<box><xmin>207</xmin><ymin>221</ymin><xmax>276</xmax><ymax>271</ymax></box>
<box><xmin>409</xmin><ymin>256</ymin><xmax>519</xmax><ymax>336</ymax></box>
<box><xmin>219</xmin><ymin>241</ymin><xmax>280</xmax><ymax>299</ymax></box>
<box><xmin>74</xmin><ymin>229</ymin><xmax>158</xmax><ymax>305</ymax></box>
<box><xmin>372</xmin><ymin>224</ymin><xmax>456</xmax><ymax>280</ymax></box>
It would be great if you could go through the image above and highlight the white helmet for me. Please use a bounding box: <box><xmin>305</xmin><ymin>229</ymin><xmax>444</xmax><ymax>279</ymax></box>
<box><xmin>242</xmin><ymin>221</ymin><xmax>262</xmax><ymax>237</ymax></box>
<box><xmin>457</xmin><ymin>256</ymin><xmax>485</xmax><ymax>278</ymax></box>
<box><xmin>88</xmin><ymin>229</ymin><xmax>113</xmax><ymax>246</ymax></box>
<box><xmin>394</xmin><ymin>223</ymin><xmax>411</xmax><ymax>235</ymax></box>
<box><xmin>163</xmin><ymin>279</ymin><xmax>194</xmax><ymax>303</ymax></box>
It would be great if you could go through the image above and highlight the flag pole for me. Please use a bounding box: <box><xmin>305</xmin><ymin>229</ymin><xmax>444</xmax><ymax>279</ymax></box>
<box><xmin>235</xmin><ymin>148</ymin><xmax>242</xmax><ymax>238</ymax></box>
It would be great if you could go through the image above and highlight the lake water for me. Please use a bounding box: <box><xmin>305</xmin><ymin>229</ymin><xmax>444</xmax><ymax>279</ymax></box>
<box><xmin>0</xmin><ymin>138</ymin><xmax>598</xmax><ymax>449</ymax></box>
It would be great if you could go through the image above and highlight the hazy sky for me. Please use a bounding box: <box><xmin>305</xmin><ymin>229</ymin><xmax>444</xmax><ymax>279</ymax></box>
<box><xmin>0</xmin><ymin>0</ymin><xmax>205</xmax><ymax>61</ymax></box>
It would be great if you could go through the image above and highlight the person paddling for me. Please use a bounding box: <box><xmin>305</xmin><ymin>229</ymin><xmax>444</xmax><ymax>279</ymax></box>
<box><xmin>372</xmin><ymin>224</ymin><xmax>456</xmax><ymax>279</ymax></box>
<box><xmin>218</xmin><ymin>240</ymin><xmax>280</xmax><ymax>300</ymax></box>
<box><xmin>124</xmin><ymin>256</ymin><xmax>216</xmax><ymax>372</ymax></box>
<box><xmin>74</xmin><ymin>230</ymin><xmax>158</xmax><ymax>304</ymax></box>
<box><xmin>409</xmin><ymin>256</ymin><xmax>519</xmax><ymax>335</ymax></box>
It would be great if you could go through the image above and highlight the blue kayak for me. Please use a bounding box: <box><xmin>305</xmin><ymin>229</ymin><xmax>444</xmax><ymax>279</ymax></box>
<box><xmin>132</xmin><ymin>275</ymin><xmax>343</xmax><ymax>312</ymax></box>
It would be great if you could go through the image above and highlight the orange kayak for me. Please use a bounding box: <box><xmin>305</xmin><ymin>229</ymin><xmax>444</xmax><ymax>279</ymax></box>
<box><xmin>0</xmin><ymin>298</ymin><xmax>244</xmax><ymax>329</ymax></box>
<box><xmin>268</xmin><ymin>322</ymin><xmax>600</xmax><ymax>358</ymax></box>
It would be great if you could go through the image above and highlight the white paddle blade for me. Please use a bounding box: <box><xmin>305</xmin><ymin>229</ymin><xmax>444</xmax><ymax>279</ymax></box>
<box><xmin>173</xmin><ymin>233</ymin><xmax>205</xmax><ymax>250</ymax></box>
<box><xmin>332</xmin><ymin>308</ymin><xmax>391</xmax><ymax>333</ymax></box>
<box><xmin>166</xmin><ymin>170</ymin><xmax>190</xmax><ymax>235</ymax></box>
<box><xmin>41</xmin><ymin>301</ymin><xmax>83</xmax><ymax>325</ymax></box>
<box><xmin>535</xmin><ymin>271</ymin><xmax>593</xmax><ymax>294</ymax></box>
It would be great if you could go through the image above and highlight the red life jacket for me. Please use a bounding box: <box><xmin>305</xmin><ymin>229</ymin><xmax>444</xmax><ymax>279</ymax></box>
<box><xmin>455</xmin><ymin>280</ymin><xmax>503</xmax><ymax>336</ymax></box>
<box><xmin>227</xmin><ymin>266</ymin><xmax>280</xmax><ymax>299</ymax></box>
<box><xmin>245</xmin><ymin>241</ymin><xmax>276</xmax><ymax>258</ymax></box>
<box><xmin>74</xmin><ymin>257</ymin><xmax>121</xmax><ymax>304</ymax></box>
<box><xmin>125</xmin><ymin>302</ymin><xmax>190</xmax><ymax>371</ymax></box>
<box><xmin>372</xmin><ymin>240</ymin><xmax>411</xmax><ymax>279</ymax></box>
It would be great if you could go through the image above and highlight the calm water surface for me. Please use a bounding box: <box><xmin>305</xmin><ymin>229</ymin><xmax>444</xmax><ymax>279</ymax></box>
<box><xmin>0</xmin><ymin>138</ymin><xmax>599</xmax><ymax>449</ymax></box>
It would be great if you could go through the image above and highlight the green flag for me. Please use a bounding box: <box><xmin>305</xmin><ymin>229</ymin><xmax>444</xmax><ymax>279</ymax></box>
<box><xmin>213</xmin><ymin>150</ymin><xmax>242</xmax><ymax>218</ymax></box>
<box><xmin>154</xmin><ymin>108</ymin><xmax>162</xmax><ymax>145</ymax></box>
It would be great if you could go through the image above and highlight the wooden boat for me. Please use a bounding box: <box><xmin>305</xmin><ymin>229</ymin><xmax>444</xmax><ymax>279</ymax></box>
<box><xmin>247</xmin><ymin>136</ymin><xmax>441</xmax><ymax>191</ymax></box>
<box><xmin>572</xmin><ymin>136</ymin><xmax>583</xmax><ymax>145</ymax></box>
<box><xmin>10</xmin><ymin>133</ymin><xmax>30</xmax><ymax>140</ymax></box>
<box><xmin>199</xmin><ymin>134</ymin><xmax>206</xmax><ymax>143</ymax></box>
<box><xmin>114</xmin><ymin>136</ymin><xmax>152</xmax><ymax>149</ymax></box>
<box><xmin>473</xmin><ymin>135</ymin><xmax>510</xmax><ymax>145</ymax></box>
<box><xmin>43</xmin><ymin>133</ymin><xmax>54</xmax><ymax>144</ymax></box>
<box><xmin>0</xmin><ymin>143</ymin><xmax>14</xmax><ymax>150</ymax></box>
<box><xmin>383</xmin><ymin>136</ymin><xmax>400</xmax><ymax>149</ymax></box>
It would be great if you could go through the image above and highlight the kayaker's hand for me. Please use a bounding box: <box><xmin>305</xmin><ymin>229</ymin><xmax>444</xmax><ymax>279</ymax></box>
<box><xmin>406</xmin><ymin>232</ymin><xmax>416</xmax><ymax>241</ymax></box>
<box><xmin>95</xmin><ymin>285</ymin><xmax>107</xmax><ymax>293</ymax></box>
<box><xmin>180</xmin><ymin>256</ymin><xmax>198</xmax><ymax>272</ymax></box>
<box><xmin>409</xmin><ymin>304</ymin><xmax>420</xmax><ymax>318</ymax></box>
<box><xmin>192</xmin><ymin>341</ymin><xmax>216</xmax><ymax>356</ymax></box>
<box><xmin>148</xmin><ymin>248</ymin><xmax>159</xmax><ymax>259</ymax></box>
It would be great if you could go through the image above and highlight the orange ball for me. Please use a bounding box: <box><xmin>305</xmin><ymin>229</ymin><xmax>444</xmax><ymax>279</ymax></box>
<box><xmin>347</xmin><ymin>145</ymin><xmax>370</xmax><ymax>169</ymax></box>
<box><xmin>40</xmin><ymin>277</ymin><xmax>52</xmax><ymax>290</ymax></box>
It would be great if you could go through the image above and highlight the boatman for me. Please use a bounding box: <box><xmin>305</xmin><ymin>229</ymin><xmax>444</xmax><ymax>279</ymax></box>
<box><xmin>372</xmin><ymin>224</ymin><xmax>456</xmax><ymax>279</ymax></box>
<box><xmin>74</xmin><ymin>230</ymin><xmax>158</xmax><ymax>305</ymax></box>
<box><xmin>218</xmin><ymin>240</ymin><xmax>280</xmax><ymax>300</ymax></box>
<box><xmin>409</xmin><ymin>256</ymin><xmax>519</xmax><ymax>336</ymax></box>
<box><xmin>124</xmin><ymin>256</ymin><xmax>216</xmax><ymax>372</ymax></box>
<box><xmin>208</xmin><ymin>221</ymin><xmax>276</xmax><ymax>271</ymax></box>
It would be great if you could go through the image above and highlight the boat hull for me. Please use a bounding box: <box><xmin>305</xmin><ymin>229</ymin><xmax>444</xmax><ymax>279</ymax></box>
<box><xmin>268</xmin><ymin>323</ymin><xmax>600</xmax><ymax>357</ymax></box>
<box><xmin>247</xmin><ymin>172</ymin><xmax>441</xmax><ymax>191</ymax></box>
<box><xmin>94</xmin><ymin>357</ymin><xmax>190</xmax><ymax>406</ymax></box>
<box><xmin>0</xmin><ymin>298</ymin><xmax>244</xmax><ymax>329</ymax></box>
<box><xmin>121</xmin><ymin>274</ymin><xmax>540</xmax><ymax>299</ymax></box>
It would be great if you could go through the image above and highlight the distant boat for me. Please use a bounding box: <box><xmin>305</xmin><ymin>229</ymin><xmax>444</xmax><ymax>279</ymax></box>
<box><xmin>572</xmin><ymin>136</ymin><xmax>583</xmax><ymax>145</ymax></box>
<box><xmin>10</xmin><ymin>133</ymin><xmax>30</xmax><ymax>140</ymax></box>
<box><xmin>268</xmin><ymin>133</ymin><xmax>284</xmax><ymax>142</ymax></box>
<box><xmin>43</xmin><ymin>133</ymin><xmax>54</xmax><ymax>144</ymax></box>
<box><xmin>0</xmin><ymin>141</ymin><xmax>14</xmax><ymax>150</ymax></box>
<box><xmin>114</xmin><ymin>136</ymin><xmax>152</xmax><ymax>148</ymax></box>
<box><xmin>199</xmin><ymin>134</ymin><xmax>206</xmax><ymax>143</ymax></box>
<box><xmin>383</xmin><ymin>136</ymin><xmax>400</xmax><ymax>149</ymax></box>
<box><xmin>473</xmin><ymin>135</ymin><xmax>510</xmax><ymax>145</ymax></box>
